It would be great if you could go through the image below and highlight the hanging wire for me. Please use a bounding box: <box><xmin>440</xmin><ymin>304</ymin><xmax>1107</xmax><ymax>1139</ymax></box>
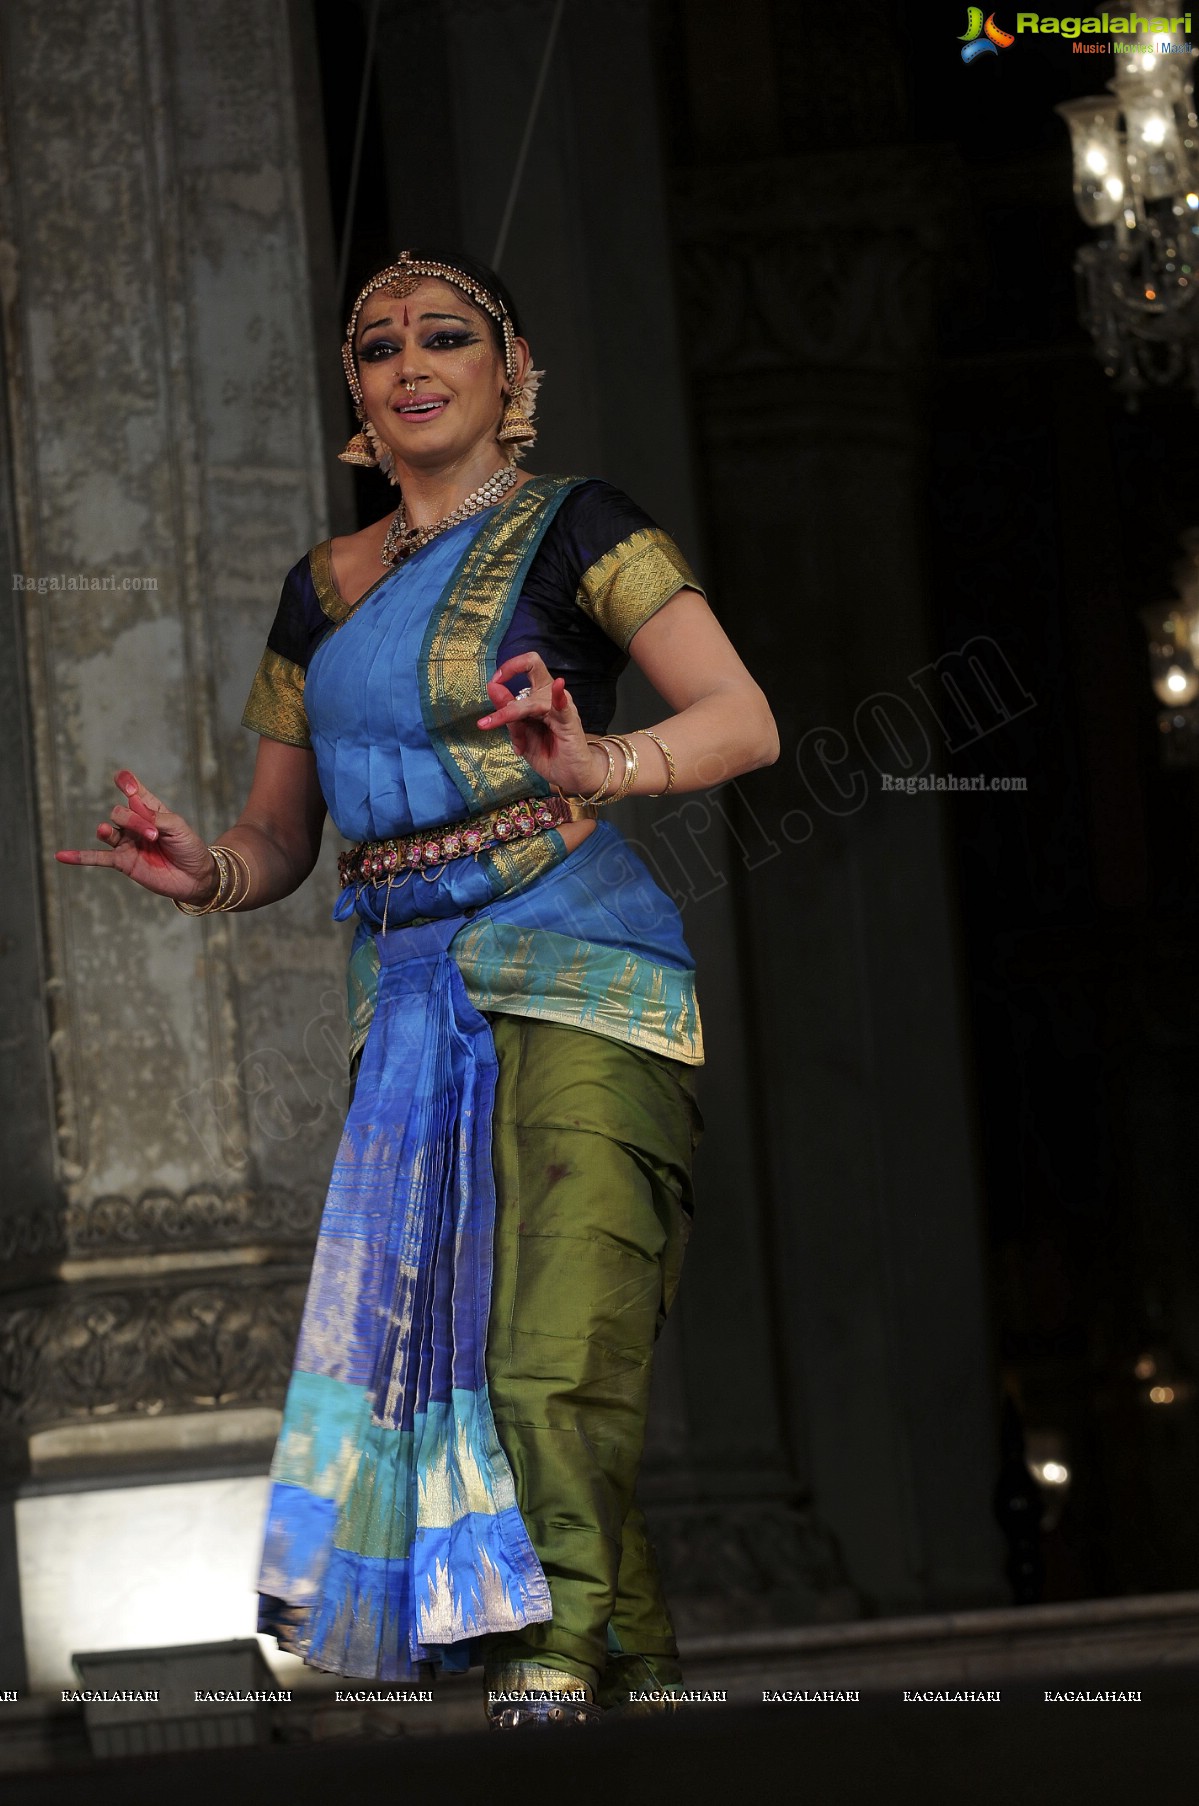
<box><xmin>334</xmin><ymin>0</ymin><xmax>563</xmax><ymax>296</ymax></box>
<box><xmin>336</xmin><ymin>0</ymin><xmax>382</xmax><ymax>303</ymax></box>
<box><xmin>490</xmin><ymin>0</ymin><xmax>566</xmax><ymax>271</ymax></box>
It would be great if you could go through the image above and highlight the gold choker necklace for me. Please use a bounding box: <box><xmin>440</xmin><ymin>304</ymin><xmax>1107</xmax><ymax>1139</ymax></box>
<box><xmin>380</xmin><ymin>465</ymin><xmax>520</xmax><ymax>567</ymax></box>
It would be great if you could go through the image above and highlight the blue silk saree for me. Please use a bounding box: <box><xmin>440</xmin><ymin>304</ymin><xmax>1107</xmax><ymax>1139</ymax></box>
<box><xmin>249</xmin><ymin>476</ymin><xmax>703</xmax><ymax>1679</ymax></box>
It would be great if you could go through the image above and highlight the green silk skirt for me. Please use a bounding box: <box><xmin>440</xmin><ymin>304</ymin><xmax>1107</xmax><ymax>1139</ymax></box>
<box><xmin>480</xmin><ymin>1012</ymin><xmax>704</xmax><ymax>1699</ymax></box>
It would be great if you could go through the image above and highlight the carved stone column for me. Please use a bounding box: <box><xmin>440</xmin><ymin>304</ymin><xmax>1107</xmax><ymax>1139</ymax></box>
<box><xmin>0</xmin><ymin>0</ymin><xmax>345</xmax><ymax>1684</ymax></box>
<box><xmin>672</xmin><ymin>149</ymin><xmax>1006</xmax><ymax>1613</ymax></box>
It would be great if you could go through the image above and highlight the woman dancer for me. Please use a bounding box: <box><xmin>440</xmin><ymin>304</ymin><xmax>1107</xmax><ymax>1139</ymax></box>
<box><xmin>57</xmin><ymin>249</ymin><xmax>779</xmax><ymax>1725</ymax></box>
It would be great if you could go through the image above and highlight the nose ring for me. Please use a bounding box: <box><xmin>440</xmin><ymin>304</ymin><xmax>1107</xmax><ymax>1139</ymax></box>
<box><xmin>404</xmin><ymin>381</ymin><xmax>417</xmax><ymax>393</ymax></box>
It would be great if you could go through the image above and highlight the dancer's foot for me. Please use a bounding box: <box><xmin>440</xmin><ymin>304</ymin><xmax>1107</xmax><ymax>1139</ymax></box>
<box><xmin>485</xmin><ymin>1661</ymin><xmax>600</xmax><ymax>1729</ymax></box>
<box><xmin>599</xmin><ymin>1651</ymin><xmax>688</xmax><ymax>1715</ymax></box>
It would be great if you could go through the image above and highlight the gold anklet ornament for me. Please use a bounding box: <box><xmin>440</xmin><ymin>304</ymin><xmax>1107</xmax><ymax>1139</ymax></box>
<box><xmin>488</xmin><ymin>1697</ymin><xmax>601</xmax><ymax>1728</ymax></box>
<box><xmin>485</xmin><ymin>1661</ymin><xmax>600</xmax><ymax>1730</ymax></box>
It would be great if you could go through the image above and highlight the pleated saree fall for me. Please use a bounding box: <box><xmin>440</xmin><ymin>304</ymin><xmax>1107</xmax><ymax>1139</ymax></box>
<box><xmin>242</xmin><ymin>475</ymin><xmax>705</xmax><ymax>1691</ymax></box>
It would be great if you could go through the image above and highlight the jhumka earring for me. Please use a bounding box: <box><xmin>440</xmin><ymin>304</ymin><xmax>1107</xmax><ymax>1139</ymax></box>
<box><xmin>338</xmin><ymin>416</ymin><xmax>398</xmax><ymax>483</ymax></box>
<box><xmin>496</xmin><ymin>367</ymin><xmax>544</xmax><ymax>455</ymax></box>
<box><xmin>338</xmin><ymin>410</ymin><xmax>378</xmax><ymax>467</ymax></box>
<box><xmin>497</xmin><ymin>386</ymin><xmax>536</xmax><ymax>447</ymax></box>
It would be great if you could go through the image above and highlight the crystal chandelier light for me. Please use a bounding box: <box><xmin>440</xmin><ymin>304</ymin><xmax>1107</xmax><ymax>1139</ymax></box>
<box><xmin>1057</xmin><ymin>34</ymin><xmax>1199</xmax><ymax>404</ymax></box>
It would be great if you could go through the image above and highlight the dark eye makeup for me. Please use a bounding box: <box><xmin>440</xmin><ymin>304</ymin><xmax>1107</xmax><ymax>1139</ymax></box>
<box><xmin>359</xmin><ymin>330</ymin><xmax>480</xmax><ymax>362</ymax></box>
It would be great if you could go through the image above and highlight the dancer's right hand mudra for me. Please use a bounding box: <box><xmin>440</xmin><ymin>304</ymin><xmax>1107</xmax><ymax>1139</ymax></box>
<box><xmin>55</xmin><ymin>768</ymin><xmax>219</xmax><ymax>906</ymax></box>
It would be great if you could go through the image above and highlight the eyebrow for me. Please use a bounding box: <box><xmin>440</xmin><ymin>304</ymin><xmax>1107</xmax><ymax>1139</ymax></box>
<box><xmin>358</xmin><ymin>309</ymin><xmax>472</xmax><ymax>339</ymax></box>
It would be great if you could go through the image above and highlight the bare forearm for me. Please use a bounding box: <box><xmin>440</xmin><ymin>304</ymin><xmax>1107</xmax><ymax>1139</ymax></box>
<box><xmin>588</xmin><ymin>687</ymin><xmax>779</xmax><ymax>800</ymax></box>
<box><xmin>197</xmin><ymin>820</ymin><xmax>319</xmax><ymax>911</ymax></box>
<box><xmin>184</xmin><ymin>740</ymin><xmax>327</xmax><ymax>912</ymax></box>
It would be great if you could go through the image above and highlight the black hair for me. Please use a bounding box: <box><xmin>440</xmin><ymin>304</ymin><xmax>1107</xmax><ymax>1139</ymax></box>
<box><xmin>410</xmin><ymin>246</ymin><xmax>523</xmax><ymax>338</ymax></box>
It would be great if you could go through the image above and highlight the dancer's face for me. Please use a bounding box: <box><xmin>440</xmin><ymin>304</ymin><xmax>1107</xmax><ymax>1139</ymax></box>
<box><xmin>355</xmin><ymin>279</ymin><xmax>526</xmax><ymax>469</ymax></box>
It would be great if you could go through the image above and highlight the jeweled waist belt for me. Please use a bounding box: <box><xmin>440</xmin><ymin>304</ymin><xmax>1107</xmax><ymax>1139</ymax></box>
<box><xmin>338</xmin><ymin>791</ymin><xmax>596</xmax><ymax>889</ymax></box>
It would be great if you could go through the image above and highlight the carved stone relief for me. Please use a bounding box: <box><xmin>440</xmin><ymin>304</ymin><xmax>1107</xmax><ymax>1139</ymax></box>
<box><xmin>0</xmin><ymin>1273</ymin><xmax>306</xmax><ymax>1432</ymax></box>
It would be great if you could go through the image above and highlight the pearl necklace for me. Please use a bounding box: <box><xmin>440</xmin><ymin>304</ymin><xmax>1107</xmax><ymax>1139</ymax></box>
<box><xmin>379</xmin><ymin>464</ymin><xmax>520</xmax><ymax>567</ymax></box>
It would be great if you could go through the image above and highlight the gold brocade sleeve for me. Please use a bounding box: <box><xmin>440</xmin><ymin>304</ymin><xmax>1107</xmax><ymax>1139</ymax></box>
<box><xmin>574</xmin><ymin>527</ymin><xmax>705</xmax><ymax>651</ymax></box>
<box><xmin>241</xmin><ymin>647</ymin><xmax>311</xmax><ymax>749</ymax></box>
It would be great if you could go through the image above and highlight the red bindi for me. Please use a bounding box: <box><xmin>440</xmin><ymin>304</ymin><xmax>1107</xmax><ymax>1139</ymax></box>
<box><xmin>402</xmin><ymin>304</ymin><xmax>410</xmax><ymax>327</ymax></box>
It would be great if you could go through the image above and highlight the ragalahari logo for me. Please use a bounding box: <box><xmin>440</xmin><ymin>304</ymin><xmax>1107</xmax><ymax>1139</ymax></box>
<box><xmin>960</xmin><ymin>8</ymin><xmax>1016</xmax><ymax>59</ymax></box>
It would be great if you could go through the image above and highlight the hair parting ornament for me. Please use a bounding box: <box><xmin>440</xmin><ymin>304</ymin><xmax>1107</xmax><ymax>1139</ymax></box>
<box><xmin>341</xmin><ymin>252</ymin><xmax>519</xmax><ymax>402</ymax></box>
<box><xmin>338</xmin><ymin>249</ymin><xmax>543</xmax><ymax>471</ymax></box>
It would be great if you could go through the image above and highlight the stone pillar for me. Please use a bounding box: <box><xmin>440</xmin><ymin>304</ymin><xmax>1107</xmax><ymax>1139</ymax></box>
<box><xmin>672</xmin><ymin>148</ymin><xmax>1007</xmax><ymax>1612</ymax></box>
<box><xmin>0</xmin><ymin>0</ymin><xmax>346</xmax><ymax>1684</ymax></box>
<box><xmin>0</xmin><ymin>308</ymin><xmax>39</xmax><ymax>1687</ymax></box>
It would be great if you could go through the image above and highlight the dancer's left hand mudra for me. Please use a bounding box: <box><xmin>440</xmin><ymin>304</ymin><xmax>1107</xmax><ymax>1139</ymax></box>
<box><xmin>477</xmin><ymin>651</ymin><xmax>603</xmax><ymax>795</ymax></box>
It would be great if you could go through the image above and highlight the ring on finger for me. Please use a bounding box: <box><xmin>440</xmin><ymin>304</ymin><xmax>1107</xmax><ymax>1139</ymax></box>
<box><xmin>513</xmin><ymin>687</ymin><xmax>533</xmax><ymax>700</ymax></box>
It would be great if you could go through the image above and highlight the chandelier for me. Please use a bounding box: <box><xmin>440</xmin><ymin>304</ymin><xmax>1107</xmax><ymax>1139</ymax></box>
<box><xmin>1057</xmin><ymin>34</ymin><xmax>1199</xmax><ymax>404</ymax></box>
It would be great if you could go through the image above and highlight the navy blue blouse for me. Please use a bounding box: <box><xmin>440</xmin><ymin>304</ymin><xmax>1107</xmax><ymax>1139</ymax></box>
<box><xmin>242</xmin><ymin>479</ymin><xmax>703</xmax><ymax>751</ymax></box>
